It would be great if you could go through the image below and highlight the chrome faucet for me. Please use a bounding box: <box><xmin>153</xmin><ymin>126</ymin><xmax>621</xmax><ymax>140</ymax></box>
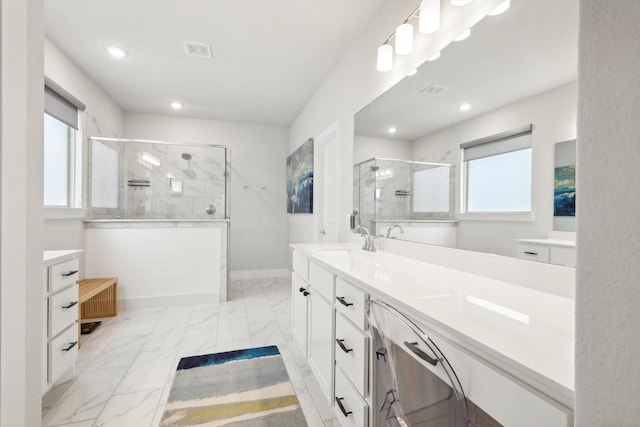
<box><xmin>355</xmin><ymin>225</ymin><xmax>376</xmax><ymax>252</ymax></box>
<box><xmin>386</xmin><ymin>224</ymin><xmax>405</xmax><ymax>238</ymax></box>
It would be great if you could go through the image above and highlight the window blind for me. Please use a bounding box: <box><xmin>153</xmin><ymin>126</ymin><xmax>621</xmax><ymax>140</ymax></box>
<box><xmin>44</xmin><ymin>77</ymin><xmax>86</xmax><ymax>130</ymax></box>
<box><xmin>461</xmin><ymin>125</ymin><xmax>533</xmax><ymax>162</ymax></box>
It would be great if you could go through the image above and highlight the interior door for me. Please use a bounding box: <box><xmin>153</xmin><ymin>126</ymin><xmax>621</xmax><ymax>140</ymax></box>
<box><xmin>317</xmin><ymin>122</ymin><xmax>340</xmax><ymax>243</ymax></box>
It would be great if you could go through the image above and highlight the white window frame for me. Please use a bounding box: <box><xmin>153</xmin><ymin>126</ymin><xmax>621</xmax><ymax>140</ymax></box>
<box><xmin>44</xmin><ymin>78</ymin><xmax>87</xmax><ymax>219</ymax></box>
<box><xmin>458</xmin><ymin>125</ymin><xmax>534</xmax><ymax>222</ymax></box>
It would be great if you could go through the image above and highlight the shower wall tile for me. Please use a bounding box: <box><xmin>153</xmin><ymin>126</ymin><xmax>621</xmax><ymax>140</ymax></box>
<box><xmin>183</xmin><ymin>180</ymin><xmax>207</xmax><ymax>197</ymax></box>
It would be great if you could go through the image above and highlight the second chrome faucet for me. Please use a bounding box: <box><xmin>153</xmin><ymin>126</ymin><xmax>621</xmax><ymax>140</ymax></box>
<box><xmin>355</xmin><ymin>225</ymin><xmax>376</xmax><ymax>252</ymax></box>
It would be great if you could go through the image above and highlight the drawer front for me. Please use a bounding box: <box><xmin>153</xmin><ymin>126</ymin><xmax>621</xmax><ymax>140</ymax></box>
<box><xmin>334</xmin><ymin>366</ymin><xmax>368</xmax><ymax>427</ymax></box>
<box><xmin>335</xmin><ymin>313</ymin><xmax>368</xmax><ymax>396</ymax></box>
<box><xmin>517</xmin><ymin>244</ymin><xmax>550</xmax><ymax>263</ymax></box>
<box><xmin>549</xmin><ymin>246</ymin><xmax>576</xmax><ymax>267</ymax></box>
<box><xmin>49</xmin><ymin>258</ymin><xmax>80</xmax><ymax>292</ymax></box>
<box><xmin>309</xmin><ymin>261</ymin><xmax>334</xmax><ymax>301</ymax></box>
<box><xmin>292</xmin><ymin>251</ymin><xmax>309</xmax><ymax>281</ymax></box>
<box><xmin>49</xmin><ymin>324</ymin><xmax>78</xmax><ymax>385</ymax></box>
<box><xmin>49</xmin><ymin>285</ymin><xmax>79</xmax><ymax>338</ymax></box>
<box><xmin>335</xmin><ymin>278</ymin><xmax>368</xmax><ymax>330</ymax></box>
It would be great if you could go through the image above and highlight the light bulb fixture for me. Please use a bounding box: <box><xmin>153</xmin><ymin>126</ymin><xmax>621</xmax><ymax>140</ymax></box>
<box><xmin>419</xmin><ymin>0</ymin><xmax>440</xmax><ymax>34</ymax></box>
<box><xmin>459</xmin><ymin>103</ymin><xmax>471</xmax><ymax>112</ymax></box>
<box><xmin>395</xmin><ymin>23</ymin><xmax>414</xmax><ymax>55</ymax></box>
<box><xmin>451</xmin><ymin>0</ymin><xmax>472</xmax><ymax>6</ymax></box>
<box><xmin>488</xmin><ymin>0</ymin><xmax>510</xmax><ymax>16</ymax></box>
<box><xmin>376</xmin><ymin>44</ymin><xmax>393</xmax><ymax>72</ymax></box>
<box><xmin>454</xmin><ymin>28</ymin><xmax>471</xmax><ymax>41</ymax></box>
<box><xmin>427</xmin><ymin>51</ymin><xmax>441</xmax><ymax>61</ymax></box>
<box><xmin>170</xmin><ymin>101</ymin><xmax>183</xmax><ymax>110</ymax></box>
<box><xmin>388</xmin><ymin>127</ymin><xmax>397</xmax><ymax>134</ymax></box>
<box><xmin>106</xmin><ymin>46</ymin><xmax>126</xmax><ymax>58</ymax></box>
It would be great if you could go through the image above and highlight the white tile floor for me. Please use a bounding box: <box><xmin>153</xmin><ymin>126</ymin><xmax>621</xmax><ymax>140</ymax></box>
<box><xmin>42</xmin><ymin>277</ymin><xmax>339</xmax><ymax>427</ymax></box>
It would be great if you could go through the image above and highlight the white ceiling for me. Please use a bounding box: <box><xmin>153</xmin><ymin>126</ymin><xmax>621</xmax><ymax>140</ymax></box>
<box><xmin>45</xmin><ymin>0</ymin><xmax>385</xmax><ymax>126</ymax></box>
<box><xmin>355</xmin><ymin>0</ymin><xmax>579</xmax><ymax>141</ymax></box>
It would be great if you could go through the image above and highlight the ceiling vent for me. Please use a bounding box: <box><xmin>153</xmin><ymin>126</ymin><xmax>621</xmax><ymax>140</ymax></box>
<box><xmin>184</xmin><ymin>42</ymin><xmax>212</xmax><ymax>58</ymax></box>
<box><xmin>420</xmin><ymin>85</ymin><xmax>446</xmax><ymax>96</ymax></box>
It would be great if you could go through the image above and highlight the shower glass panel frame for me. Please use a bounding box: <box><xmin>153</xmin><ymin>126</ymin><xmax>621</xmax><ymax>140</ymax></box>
<box><xmin>353</xmin><ymin>158</ymin><xmax>454</xmax><ymax>235</ymax></box>
<box><xmin>87</xmin><ymin>137</ymin><xmax>230</xmax><ymax>220</ymax></box>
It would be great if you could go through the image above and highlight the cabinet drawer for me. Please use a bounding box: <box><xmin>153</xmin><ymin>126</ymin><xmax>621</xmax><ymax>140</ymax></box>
<box><xmin>335</xmin><ymin>278</ymin><xmax>368</xmax><ymax>330</ymax></box>
<box><xmin>517</xmin><ymin>245</ymin><xmax>550</xmax><ymax>263</ymax></box>
<box><xmin>335</xmin><ymin>313</ymin><xmax>368</xmax><ymax>396</ymax></box>
<box><xmin>49</xmin><ymin>285</ymin><xmax>79</xmax><ymax>338</ymax></box>
<box><xmin>292</xmin><ymin>251</ymin><xmax>309</xmax><ymax>281</ymax></box>
<box><xmin>49</xmin><ymin>325</ymin><xmax>78</xmax><ymax>385</ymax></box>
<box><xmin>550</xmin><ymin>246</ymin><xmax>576</xmax><ymax>267</ymax></box>
<box><xmin>49</xmin><ymin>258</ymin><xmax>80</xmax><ymax>292</ymax></box>
<box><xmin>334</xmin><ymin>366</ymin><xmax>368</xmax><ymax>427</ymax></box>
<box><xmin>309</xmin><ymin>261</ymin><xmax>334</xmax><ymax>302</ymax></box>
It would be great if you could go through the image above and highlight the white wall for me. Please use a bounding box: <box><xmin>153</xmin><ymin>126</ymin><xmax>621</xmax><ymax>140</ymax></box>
<box><xmin>124</xmin><ymin>113</ymin><xmax>289</xmax><ymax>275</ymax></box>
<box><xmin>1</xmin><ymin>0</ymin><xmax>44</xmax><ymax>425</ymax></box>
<box><xmin>411</xmin><ymin>82</ymin><xmax>577</xmax><ymax>257</ymax></box>
<box><xmin>43</xmin><ymin>38</ymin><xmax>124</xmax><ymax>251</ymax></box>
<box><xmin>353</xmin><ymin>134</ymin><xmax>411</xmax><ymax>164</ymax></box>
<box><xmin>288</xmin><ymin>0</ymin><xmax>504</xmax><ymax>245</ymax></box>
<box><xmin>576</xmin><ymin>0</ymin><xmax>640</xmax><ymax>424</ymax></box>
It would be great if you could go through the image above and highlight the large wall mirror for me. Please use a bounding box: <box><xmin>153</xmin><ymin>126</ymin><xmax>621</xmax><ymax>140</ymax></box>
<box><xmin>353</xmin><ymin>0</ymin><xmax>578</xmax><ymax>261</ymax></box>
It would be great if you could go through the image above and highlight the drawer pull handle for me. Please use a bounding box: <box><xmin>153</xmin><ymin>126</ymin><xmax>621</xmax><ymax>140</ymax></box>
<box><xmin>336</xmin><ymin>339</ymin><xmax>353</xmax><ymax>353</ymax></box>
<box><xmin>62</xmin><ymin>301</ymin><xmax>79</xmax><ymax>309</ymax></box>
<box><xmin>303</xmin><ymin>291</ymin><xmax>310</xmax><ymax>296</ymax></box>
<box><xmin>62</xmin><ymin>341</ymin><xmax>78</xmax><ymax>352</ymax></box>
<box><xmin>335</xmin><ymin>397</ymin><xmax>352</xmax><ymax>417</ymax></box>
<box><xmin>523</xmin><ymin>251</ymin><xmax>538</xmax><ymax>255</ymax></box>
<box><xmin>336</xmin><ymin>296</ymin><xmax>354</xmax><ymax>307</ymax></box>
<box><xmin>404</xmin><ymin>341</ymin><xmax>438</xmax><ymax>366</ymax></box>
<box><xmin>62</xmin><ymin>270</ymin><xmax>78</xmax><ymax>277</ymax></box>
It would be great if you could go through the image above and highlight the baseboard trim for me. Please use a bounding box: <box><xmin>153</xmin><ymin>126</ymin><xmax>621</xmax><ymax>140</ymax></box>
<box><xmin>119</xmin><ymin>292</ymin><xmax>219</xmax><ymax>310</ymax></box>
<box><xmin>230</xmin><ymin>268</ymin><xmax>290</xmax><ymax>280</ymax></box>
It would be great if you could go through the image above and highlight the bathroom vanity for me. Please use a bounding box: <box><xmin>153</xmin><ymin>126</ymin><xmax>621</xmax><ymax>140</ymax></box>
<box><xmin>290</xmin><ymin>243</ymin><xmax>574</xmax><ymax>427</ymax></box>
<box><xmin>42</xmin><ymin>250</ymin><xmax>82</xmax><ymax>394</ymax></box>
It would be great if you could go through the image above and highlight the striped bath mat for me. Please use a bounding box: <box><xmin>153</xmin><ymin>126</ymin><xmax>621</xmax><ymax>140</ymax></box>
<box><xmin>160</xmin><ymin>345</ymin><xmax>307</xmax><ymax>426</ymax></box>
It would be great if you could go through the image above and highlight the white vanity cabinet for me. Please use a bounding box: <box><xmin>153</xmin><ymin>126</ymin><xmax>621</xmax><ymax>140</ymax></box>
<box><xmin>43</xmin><ymin>250</ymin><xmax>82</xmax><ymax>394</ymax></box>
<box><xmin>516</xmin><ymin>239</ymin><xmax>576</xmax><ymax>267</ymax></box>
<box><xmin>291</xmin><ymin>244</ymin><xmax>575</xmax><ymax>427</ymax></box>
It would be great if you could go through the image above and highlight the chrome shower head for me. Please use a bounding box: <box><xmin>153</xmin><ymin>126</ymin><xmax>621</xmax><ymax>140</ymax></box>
<box><xmin>181</xmin><ymin>153</ymin><xmax>192</xmax><ymax>161</ymax></box>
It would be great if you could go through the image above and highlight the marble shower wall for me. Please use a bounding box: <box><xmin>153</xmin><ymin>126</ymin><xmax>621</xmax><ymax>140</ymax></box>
<box><xmin>89</xmin><ymin>140</ymin><xmax>228</xmax><ymax>219</ymax></box>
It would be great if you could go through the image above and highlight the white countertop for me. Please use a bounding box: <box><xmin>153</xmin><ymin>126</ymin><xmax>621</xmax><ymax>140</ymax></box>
<box><xmin>515</xmin><ymin>238</ymin><xmax>576</xmax><ymax>248</ymax></box>
<box><xmin>291</xmin><ymin>243</ymin><xmax>575</xmax><ymax>408</ymax></box>
<box><xmin>43</xmin><ymin>249</ymin><xmax>83</xmax><ymax>264</ymax></box>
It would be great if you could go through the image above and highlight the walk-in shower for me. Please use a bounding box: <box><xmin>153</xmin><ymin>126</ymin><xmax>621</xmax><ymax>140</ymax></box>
<box><xmin>87</xmin><ymin>137</ymin><xmax>229</xmax><ymax>220</ymax></box>
<box><xmin>353</xmin><ymin>158</ymin><xmax>455</xmax><ymax>245</ymax></box>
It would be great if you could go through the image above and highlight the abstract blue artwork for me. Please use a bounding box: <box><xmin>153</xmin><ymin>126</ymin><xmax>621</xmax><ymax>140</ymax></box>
<box><xmin>554</xmin><ymin>165</ymin><xmax>576</xmax><ymax>216</ymax></box>
<box><xmin>287</xmin><ymin>139</ymin><xmax>314</xmax><ymax>213</ymax></box>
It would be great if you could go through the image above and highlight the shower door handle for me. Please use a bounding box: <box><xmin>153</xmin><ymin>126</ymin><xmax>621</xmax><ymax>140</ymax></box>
<box><xmin>320</xmin><ymin>229</ymin><xmax>326</xmax><ymax>235</ymax></box>
<box><xmin>404</xmin><ymin>341</ymin><xmax>438</xmax><ymax>366</ymax></box>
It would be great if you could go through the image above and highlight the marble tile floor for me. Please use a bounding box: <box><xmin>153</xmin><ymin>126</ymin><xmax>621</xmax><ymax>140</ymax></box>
<box><xmin>42</xmin><ymin>277</ymin><xmax>340</xmax><ymax>427</ymax></box>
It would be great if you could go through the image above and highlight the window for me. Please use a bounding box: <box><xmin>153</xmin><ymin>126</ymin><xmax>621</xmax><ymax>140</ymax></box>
<box><xmin>460</xmin><ymin>125</ymin><xmax>533</xmax><ymax>215</ymax></box>
<box><xmin>44</xmin><ymin>80</ymin><xmax>85</xmax><ymax>210</ymax></box>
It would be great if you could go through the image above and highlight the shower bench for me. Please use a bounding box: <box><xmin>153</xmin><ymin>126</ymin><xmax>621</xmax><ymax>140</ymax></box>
<box><xmin>77</xmin><ymin>277</ymin><xmax>118</xmax><ymax>347</ymax></box>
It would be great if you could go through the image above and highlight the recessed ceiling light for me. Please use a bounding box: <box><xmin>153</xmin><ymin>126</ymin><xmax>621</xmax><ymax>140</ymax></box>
<box><xmin>388</xmin><ymin>127</ymin><xmax>397</xmax><ymax>134</ymax></box>
<box><xmin>454</xmin><ymin>29</ymin><xmax>471</xmax><ymax>41</ymax></box>
<box><xmin>459</xmin><ymin>103</ymin><xmax>471</xmax><ymax>112</ymax></box>
<box><xmin>170</xmin><ymin>102</ymin><xmax>183</xmax><ymax>110</ymax></box>
<box><xmin>106</xmin><ymin>46</ymin><xmax>126</xmax><ymax>58</ymax></box>
<box><xmin>488</xmin><ymin>0</ymin><xmax>510</xmax><ymax>16</ymax></box>
<box><xmin>407</xmin><ymin>69</ymin><xmax>418</xmax><ymax>77</ymax></box>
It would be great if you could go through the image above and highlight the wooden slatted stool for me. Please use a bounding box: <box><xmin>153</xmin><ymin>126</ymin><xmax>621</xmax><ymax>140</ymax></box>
<box><xmin>77</xmin><ymin>277</ymin><xmax>118</xmax><ymax>347</ymax></box>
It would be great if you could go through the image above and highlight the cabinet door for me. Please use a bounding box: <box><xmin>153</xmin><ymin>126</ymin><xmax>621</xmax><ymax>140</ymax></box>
<box><xmin>291</xmin><ymin>272</ymin><xmax>309</xmax><ymax>354</ymax></box>
<box><xmin>308</xmin><ymin>292</ymin><xmax>335</xmax><ymax>403</ymax></box>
